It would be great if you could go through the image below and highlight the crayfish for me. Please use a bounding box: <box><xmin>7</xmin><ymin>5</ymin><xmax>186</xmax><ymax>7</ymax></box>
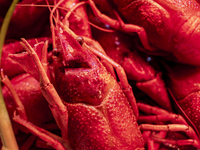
<box><xmin>1</xmin><ymin>0</ymin><xmax>200</xmax><ymax>149</ymax></box>
<box><xmin>88</xmin><ymin>0</ymin><xmax>200</xmax><ymax>66</ymax></box>
<box><xmin>88</xmin><ymin>11</ymin><xmax>200</xmax><ymax>149</ymax></box>
<box><xmin>1</xmin><ymin>0</ymin><xmax>144</xmax><ymax>149</ymax></box>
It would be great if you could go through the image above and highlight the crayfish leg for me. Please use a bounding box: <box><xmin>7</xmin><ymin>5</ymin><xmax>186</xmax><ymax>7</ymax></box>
<box><xmin>137</xmin><ymin>103</ymin><xmax>188</xmax><ymax>125</ymax></box>
<box><xmin>9</xmin><ymin>41</ymin><xmax>47</xmax><ymax>81</ymax></box>
<box><xmin>140</xmin><ymin>124</ymin><xmax>199</xmax><ymax>143</ymax></box>
<box><xmin>138</xmin><ymin>103</ymin><xmax>200</xmax><ymax>149</ymax></box>
<box><xmin>0</xmin><ymin>70</ymin><xmax>28</xmax><ymax>121</ymax></box>
<box><xmin>142</xmin><ymin>129</ymin><xmax>168</xmax><ymax>150</ymax></box>
<box><xmin>20</xmin><ymin>38</ymin><xmax>69</xmax><ymax>141</ymax></box>
<box><xmin>13</xmin><ymin>114</ymin><xmax>68</xmax><ymax>150</ymax></box>
<box><xmin>152</xmin><ymin>137</ymin><xmax>200</xmax><ymax>149</ymax></box>
<box><xmin>88</xmin><ymin>0</ymin><xmax>156</xmax><ymax>51</ymax></box>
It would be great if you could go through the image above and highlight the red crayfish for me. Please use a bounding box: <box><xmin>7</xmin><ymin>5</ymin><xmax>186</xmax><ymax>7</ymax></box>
<box><xmin>4</xmin><ymin>2</ymin><xmax>144</xmax><ymax>149</ymax></box>
<box><xmin>87</xmin><ymin>0</ymin><xmax>200</xmax><ymax>149</ymax></box>
<box><xmin>88</xmin><ymin>0</ymin><xmax>200</xmax><ymax>66</ymax></box>
<box><xmin>1</xmin><ymin>0</ymin><xmax>200</xmax><ymax>149</ymax></box>
<box><xmin>89</xmin><ymin>27</ymin><xmax>200</xmax><ymax>149</ymax></box>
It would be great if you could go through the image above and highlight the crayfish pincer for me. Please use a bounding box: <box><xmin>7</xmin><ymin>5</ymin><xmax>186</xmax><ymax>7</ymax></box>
<box><xmin>11</xmin><ymin>16</ymin><xmax>144</xmax><ymax>149</ymax></box>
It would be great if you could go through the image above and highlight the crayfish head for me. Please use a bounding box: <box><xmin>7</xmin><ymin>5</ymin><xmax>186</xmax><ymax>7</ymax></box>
<box><xmin>52</xmin><ymin>28</ymin><xmax>113</xmax><ymax>106</ymax></box>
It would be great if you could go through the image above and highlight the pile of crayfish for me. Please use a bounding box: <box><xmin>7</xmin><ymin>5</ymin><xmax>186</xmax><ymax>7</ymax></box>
<box><xmin>1</xmin><ymin>0</ymin><xmax>200</xmax><ymax>149</ymax></box>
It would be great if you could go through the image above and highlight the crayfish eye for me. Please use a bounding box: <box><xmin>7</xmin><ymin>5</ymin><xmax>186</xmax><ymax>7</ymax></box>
<box><xmin>76</xmin><ymin>36</ymin><xmax>84</xmax><ymax>46</ymax></box>
<box><xmin>52</xmin><ymin>48</ymin><xmax>61</xmax><ymax>57</ymax></box>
